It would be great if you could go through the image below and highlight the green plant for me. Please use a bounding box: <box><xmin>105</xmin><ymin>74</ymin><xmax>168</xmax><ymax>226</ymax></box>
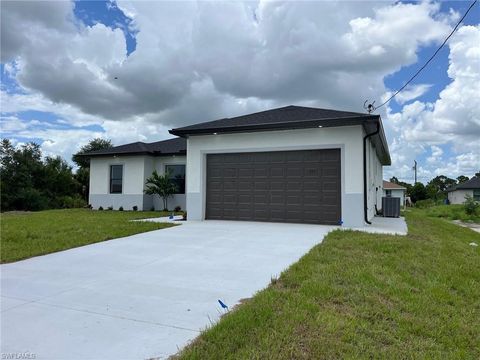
<box><xmin>414</xmin><ymin>199</ymin><xmax>435</xmax><ymax>209</ymax></box>
<box><xmin>464</xmin><ymin>194</ymin><xmax>479</xmax><ymax>215</ymax></box>
<box><xmin>98</xmin><ymin>206</ymin><xmax>104</xmax><ymax>211</ymax></box>
<box><xmin>107</xmin><ymin>206</ymin><xmax>113</xmax><ymax>211</ymax></box>
<box><xmin>119</xmin><ymin>206</ymin><xmax>124</xmax><ymax>211</ymax></box>
<box><xmin>174</xmin><ymin>205</ymin><xmax>182</xmax><ymax>212</ymax></box>
<box><xmin>144</xmin><ymin>170</ymin><xmax>178</xmax><ymax>211</ymax></box>
<box><xmin>133</xmin><ymin>205</ymin><xmax>138</xmax><ymax>211</ymax></box>
<box><xmin>182</xmin><ymin>211</ymin><xmax>187</xmax><ymax>221</ymax></box>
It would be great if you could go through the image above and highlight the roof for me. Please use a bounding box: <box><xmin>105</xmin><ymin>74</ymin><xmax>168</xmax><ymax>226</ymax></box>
<box><xmin>447</xmin><ymin>175</ymin><xmax>480</xmax><ymax>192</ymax></box>
<box><xmin>80</xmin><ymin>137</ymin><xmax>186</xmax><ymax>157</ymax></box>
<box><xmin>383</xmin><ymin>180</ymin><xmax>406</xmax><ymax>190</ymax></box>
<box><xmin>169</xmin><ymin>105</ymin><xmax>391</xmax><ymax>165</ymax></box>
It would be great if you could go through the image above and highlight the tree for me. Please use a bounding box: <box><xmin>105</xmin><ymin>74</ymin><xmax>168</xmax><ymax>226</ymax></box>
<box><xmin>72</xmin><ymin>138</ymin><xmax>113</xmax><ymax>201</ymax></box>
<box><xmin>144</xmin><ymin>170</ymin><xmax>178</xmax><ymax>211</ymax></box>
<box><xmin>0</xmin><ymin>139</ymin><xmax>82</xmax><ymax>211</ymax></box>
<box><xmin>457</xmin><ymin>175</ymin><xmax>469</xmax><ymax>184</ymax></box>
<box><xmin>410</xmin><ymin>182</ymin><xmax>427</xmax><ymax>203</ymax></box>
<box><xmin>389</xmin><ymin>176</ymin><xmax>399</xmax><ymax>184</ymax></box>
<box><xmin>425</xmin><ymin>175</ymin><xmax>456</xmax><ymax>200</ymax></box>
<box><xmin>72</xmin><ymin>138</ymin><xmax>113</xmax><ymax>169</ymax></box>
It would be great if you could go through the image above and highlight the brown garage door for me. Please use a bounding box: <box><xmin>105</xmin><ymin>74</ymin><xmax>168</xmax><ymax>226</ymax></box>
<box><xmin>206</xmin><ymin>149</ymin><xmax>341</xmax><ymax>225</ymax></box>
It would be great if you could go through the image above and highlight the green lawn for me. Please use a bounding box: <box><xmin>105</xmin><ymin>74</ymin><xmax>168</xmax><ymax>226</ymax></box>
<box><xmin>177</xmin><ymin>210</ymin><xmax>480</xmax><ymax>359</ymax></box>
<box><xmin>0</xmin><ymin>209</ymin><xmax>176</xmax><ymax>263</ymax></box>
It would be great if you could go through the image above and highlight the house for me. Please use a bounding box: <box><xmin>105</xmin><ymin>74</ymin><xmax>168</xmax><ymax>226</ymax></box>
<box><xmin>382</xmin><ymin>180</ymin><xmax>407</xmax><ymax>207</ymax></box>
<box><xmin>83</xmin><ymin>105</ymin><xmax>391</xmax><ymax>227</ymax></box>
<box><xmin>446</xmin><ymin>174</ymin><xmax>480</xmax><ymax>204</ymax></box>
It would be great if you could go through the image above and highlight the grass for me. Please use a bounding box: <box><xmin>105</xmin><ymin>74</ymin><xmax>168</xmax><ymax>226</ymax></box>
<box><xmin>177</xmin><ymin>209</ymin><xmax>480</xmax><ymax>359</ymax></box>
<box><xmin>423</xmin><ymin>204</ymin><xmax>480</xmax><ymax>223</ymax></box>
<box><xmin>0</xmin><ymin>209</ymin><xmax>177</xmax><ymax>263</ymax></box>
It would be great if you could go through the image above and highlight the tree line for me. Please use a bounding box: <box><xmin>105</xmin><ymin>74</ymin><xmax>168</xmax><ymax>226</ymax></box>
<box><xmin>389</xmin><ymin>174</ymin><xmax>472</xmax><ymax>203</ymax></box>
<box><xmin>0</xmin><ymin>138</ymin><xmax>112</xmax><ymax>211</ymax></box>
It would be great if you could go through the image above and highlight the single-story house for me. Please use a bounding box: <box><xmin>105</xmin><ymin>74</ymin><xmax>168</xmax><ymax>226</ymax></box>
<box><xmin>382</xmin><ymin>180</ymin><xmax>407</xmax><ymax>207</ymax></box>
<box><xmin>83</xmin><ymin>105</ymin><xmax>391</xmax><ymax>227</ymax></box>
<box><xmin>446</xmin><ymin>174</ymin><xmax>480</xmax><ymax>204</ymax></box>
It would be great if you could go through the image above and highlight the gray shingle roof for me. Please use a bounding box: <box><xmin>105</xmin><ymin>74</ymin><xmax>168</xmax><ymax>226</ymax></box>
<box><xmin>169</xmin><ymin>105</ymin><xmax>391</xmax><ymax>165</ymax></box>
<box><xmin>170</xmin><ymin>105</ymin><xmax>375</xmax><ymax>135</ymax></box>
<box><xmin>81</xmin><ymin>137</ymin><xmax>186</xmax><ymax>157</ymax></box>
<box><xmin>448</xmin><ymin>176</ymin><xmax>480</xmax><ymax>191</ymax></box>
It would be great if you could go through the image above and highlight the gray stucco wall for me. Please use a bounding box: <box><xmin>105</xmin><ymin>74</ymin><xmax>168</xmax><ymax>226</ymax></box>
<box><xmin>90</xmin><ymin>194</ymin><xmax>149</xmax><ymax>210</ymax></box>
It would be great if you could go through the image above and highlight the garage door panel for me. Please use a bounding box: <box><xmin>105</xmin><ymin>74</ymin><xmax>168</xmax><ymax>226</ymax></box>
<box><xmin>206</xmin><ymin>149</ymin><xmax>341</xmax><ymax>225</ymax></box>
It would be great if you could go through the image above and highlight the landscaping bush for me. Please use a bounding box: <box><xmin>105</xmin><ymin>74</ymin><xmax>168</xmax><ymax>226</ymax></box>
<box><xmin>415</xmin><ymin>199</ymin><xmax>435</xmax><ymax>208</ymax></box>
<box><xmin>464</xmin><ymin>195</ymin><xmax>479</xmax><ymax>216</ymax></box>
<box><xmin>119</xmin><ymin>206</ymin><xmax>124</xmax><ymax>211</ymax></box>
<box><xmin>107</xmin><ymin>206</ymin><xmax>113</xmax><ymax>211</ymax></box>
<box><xmin>58</xmin><ymin>195</ymin><xmax>87</xmax><ymax>209</ymax></box>
<box><xmin>98</xmin><ymin>206</ymin><xmax>104</xmax><ymax>211</ymax></box>
<box><xmin>132</xmin><ymin>205</ymin><xmax>138</xmax><ymax>211</ymax></box>
<box><xmin>174</xmin><ymin>205</ymin><xmax>182</xmax><ymax>212</ymax></box>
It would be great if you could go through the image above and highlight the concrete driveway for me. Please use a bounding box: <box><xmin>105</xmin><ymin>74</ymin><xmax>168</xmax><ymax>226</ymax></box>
<box><xmin>1</xmin><ymin>220</ymin><xmax>335</xmax><ymax>359</ymax></box>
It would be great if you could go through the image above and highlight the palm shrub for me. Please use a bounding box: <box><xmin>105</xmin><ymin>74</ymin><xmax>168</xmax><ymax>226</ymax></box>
<box><xmin>145</xmin><ymin>170</ymin><xmax>178</xmax><ymax>211</ymax></box>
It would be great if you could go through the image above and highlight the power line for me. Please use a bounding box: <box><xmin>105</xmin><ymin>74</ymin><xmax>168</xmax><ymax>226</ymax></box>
<box><xmin>369</xmin><ymin>0</ymin><xmax>478</xmax><ymax>112</ymax></box>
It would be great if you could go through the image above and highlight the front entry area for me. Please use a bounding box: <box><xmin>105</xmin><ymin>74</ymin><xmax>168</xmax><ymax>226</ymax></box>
<box><xmin>206</xmin><ymin>149</ymin><xmax>341</xmax><ymax>225</ymax></box>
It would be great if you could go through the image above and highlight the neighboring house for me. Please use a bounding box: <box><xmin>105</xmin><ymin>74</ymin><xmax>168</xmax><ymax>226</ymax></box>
<box><xmin>382</xmin><ymin>180</ymin><xmax>406</xmax><ymax>207</ymax></box>
<box><xmin>446</xmin><ymin>174</ymin><xmax>480</xmax><ymax>204</ymax></box>
<box><xmin>82</xmin><ymin>105</ymin><xmax>391</xmax><ymax>227</ymax></box>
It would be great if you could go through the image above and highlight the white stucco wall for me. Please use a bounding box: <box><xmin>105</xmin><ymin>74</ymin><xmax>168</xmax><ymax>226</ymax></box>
<box><xmin>365</xmin><ymin>136</ymin><xmax>384</xmax><ymax>219</ymax></box>
<box><xmin>89</xmin><ymin>155</ymin><xmax>186</xmax><ymax>210</ymax></box>
<box><xmin>186</xmin><ymin>125</ymin><xmax>378</xmax><ymax>227</ymax></box>
<box><xmin>447</xmin><ymin>189</ymin><xmax>473</xmax><ymax>204</ymax></box>
<box><xmin>383</xmin><ymin>188</ymin><xmax>406</xmax><ymax>207</ymax></box>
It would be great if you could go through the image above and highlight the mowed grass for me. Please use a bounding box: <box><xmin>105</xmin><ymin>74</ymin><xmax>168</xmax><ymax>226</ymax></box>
<box><xmin>177</xmin><ymin>210</ymin><xmax>480</xmax><ymax>359</ymax></box>
<box><xmin>1</xmin><ymin>209</ymin><xmax>176</xmax><ymax>263</ymax></box>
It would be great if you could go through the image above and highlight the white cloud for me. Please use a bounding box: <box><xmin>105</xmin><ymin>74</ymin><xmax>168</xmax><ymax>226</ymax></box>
<box><xmin>385</xmin><ymin>25</ymin><xmax>480</xmax><ymax>181</ymax></box>
<box><xmin>2</xmin><ymin>0</ymin><xmax>478</xmax><ymax>181</ymax></box>
<box><xmin>394</xmin><ymin>84</ymin><xmax>433</xmax><ymax>105</ymax></box>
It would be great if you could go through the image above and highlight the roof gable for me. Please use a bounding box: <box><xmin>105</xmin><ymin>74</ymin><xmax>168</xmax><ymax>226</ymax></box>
<box><xmin>383</xmin><ymin>180</ymin><xmax>406</xmax><ymax>190</ymax></box>
<box><xmin>169</xmin><ymin>105</ymin><xmax>391</xmax><ymax>166</ymax></box>
<box><xmin>81</xmin><ymin>137</ymin><xmax>186</xmax><ymax>157</ymax></box>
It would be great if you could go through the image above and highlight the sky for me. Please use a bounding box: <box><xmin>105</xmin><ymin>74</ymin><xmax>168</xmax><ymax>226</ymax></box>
<box><xmin>1</xmin><ymin>0</ymin><xmax>479</xmax><ymax>183</ymax></box>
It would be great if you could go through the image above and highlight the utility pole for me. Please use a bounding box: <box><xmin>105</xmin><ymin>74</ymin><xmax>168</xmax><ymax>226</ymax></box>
<box><xmin>413</xmin><ymin>160</ymin><xmax>417</xmax><ymax>184</ymax></box>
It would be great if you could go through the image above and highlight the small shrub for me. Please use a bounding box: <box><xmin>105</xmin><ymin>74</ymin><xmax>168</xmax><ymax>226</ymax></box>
<box><xmin>174</xmin><ymin>205</ymin><xmax>182</xmax><ymax>212</ymax></box>
<box><xmin>98</xmin><ymin>206</ymin><xmax>104</xmax><ymax>211</ymax></box>
<box><xmin>107</xmin><ymin>206</ymin><xmax>113</xmax><ymax>211</ymax></box>
<box><xmin>133</xmin><ymin>205</ymin><xmax>138</xmax><ymax>211</ymax></box>
<box><xmin>415</xmin><ymin>199</ymin><xmax>435</xmax><ymax>209</ymax></box>
<box><xmin>119</xmin><ymin>206</ymin><xmax>124</xmax><ymax>211</ymax></box>
<box><xmin>182</xmin><ymin>211</ymin><xmax>187</xmax><ymax>221</ymax></box>
<box><xmin>86</xmin><ymin>204</ymin><xmax>93</xmax><ymax>209</ymax></box>
<box><xmin>150</xmin><ymin>206</ymin><xmax>155</xmax><ymax>211</ymax></box>
<box><xmin>464</xmin><ymin>195</ymin><xmax>479</xmax><ymax>215</ymax></box>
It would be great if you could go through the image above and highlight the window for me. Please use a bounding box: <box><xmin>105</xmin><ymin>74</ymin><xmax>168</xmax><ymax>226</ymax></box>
<box><xmin>386</xmin><ymin>190</ymin><xmax>392</xmax><ymax>197</ymax></box>
<box><xmin>165</xmin><ymin>165</ymin><xmax>185</xmax><ymax>194</ymax></box>
<box><xmin>474</xmin><ymin>189</ymin><xmax>480</xmax><ymax>201</ymax></box>
<box><xmin>110</xmin><ymin>165</ymin><xmax>123</xmax><ymax>194</ymax></box>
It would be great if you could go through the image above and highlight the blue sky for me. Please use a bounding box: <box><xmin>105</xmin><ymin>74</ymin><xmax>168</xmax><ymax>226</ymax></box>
<box><xmin>1</xmin><ymin>0</ymin><xmax>479</xmax><ymax>182</ymax></box>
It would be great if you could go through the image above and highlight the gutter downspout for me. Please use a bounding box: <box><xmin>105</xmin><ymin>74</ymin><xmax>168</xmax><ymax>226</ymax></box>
<box><xmin>363</xmin><ymin>123</ymin><xmax>380</xmax><ymax>225</ymax></box>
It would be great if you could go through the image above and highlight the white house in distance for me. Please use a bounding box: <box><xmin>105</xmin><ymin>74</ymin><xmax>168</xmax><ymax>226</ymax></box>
<box><xmin>447</xmin><ymin>174</ymin><xmax>480</xmax><ymax>204</ymax></box>
<box><xmin>82</xmin><ymin>106</ymin><xmax>391</xmax><ymax>228</ymax></box>
<box><xmin>382</xmin><ymin>180</ymin><xmax>407</xmax><ymax>207</ymax></box>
